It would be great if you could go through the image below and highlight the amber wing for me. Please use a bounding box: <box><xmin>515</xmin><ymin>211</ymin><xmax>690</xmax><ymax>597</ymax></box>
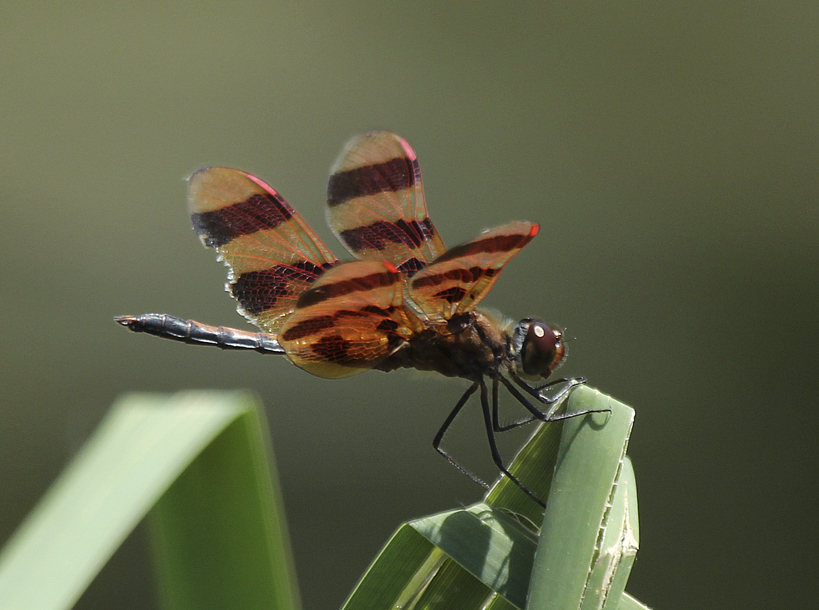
<box><xmin>188</xmin><ymin>167</ymin><xmax>337</xmax><ymax>335</ymax></box>
<box><xmin>408</xmin><ymin>221</ymin><xmax>540</xmax><ymax>320</ymax></box>
<box><xmin>326</xmin><ymin>131</ymin><xmax>446</xmax><ymax>277</ymax></box>
<box><xmin>278</xmin><ymin>260</ymin><xmax>421</xmax><ymax>378</ymax></box>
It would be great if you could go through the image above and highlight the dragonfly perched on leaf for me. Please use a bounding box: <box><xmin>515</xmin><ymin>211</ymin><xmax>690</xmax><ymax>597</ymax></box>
<box><xmin>117</xmin><ymin>131</ymin><xmax>605</xmax><ymax>506</ymax></box>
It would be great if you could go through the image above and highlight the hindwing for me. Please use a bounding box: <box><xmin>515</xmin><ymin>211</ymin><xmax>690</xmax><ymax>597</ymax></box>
<box><xmin>278</xmin><ymin>260</ymin><xmax>419</xmax><ymax>378</ymax></box>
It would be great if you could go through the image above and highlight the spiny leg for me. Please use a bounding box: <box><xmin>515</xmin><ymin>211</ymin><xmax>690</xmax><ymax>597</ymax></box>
<box><xmin>491</xmin><ymin>377</ymin><xmax>539</xmax><ymax>432</ymax></box>
<box><xmin>432</xmin><ymin>382</ymin><xmax>489</xmax><ymax>489</ymax></box>
<box><xmin>530</xmin><ymin>376</ymin><xmax>587</xmax><ymax>394</ymax></box>
<box><xmin>479</xmin><ymin>379</ymin><xmax>546</xmax><ymax>508</ymax></box>
<box><xmin>501</xmin><ymin>375</ymin><xmax>608</xmax><ymax>422</ymax></box>
<box><xmin>510</xmin><ymin>371</ymin><xmax>587</xmax><ymax>408</ymax></box>
<box><xmin>493</xmin><ymin>375</ymin><xmax>592</xmax><ymax>432</ymax></box>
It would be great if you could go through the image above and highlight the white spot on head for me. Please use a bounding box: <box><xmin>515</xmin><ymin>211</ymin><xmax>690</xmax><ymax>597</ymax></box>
<box><xmin>533</xmin><ymin>324</ymin><xmax>545</xmax><ymax>338</ymax></box>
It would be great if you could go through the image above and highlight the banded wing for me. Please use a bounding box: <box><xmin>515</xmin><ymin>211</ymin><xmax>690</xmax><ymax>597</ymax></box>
<box><xmin>188</xmin><ymin>167</ymin><xmax>337</xmax><ymax>334</ymax></box>
<box><xmin>326</xmin><ymin>131</ymin><xmax>446</xmax><ymax>277</ymax></box>
<box><xmin>409</xmin><ymin>221</ymin><xmax>539</xmax><ymax>320</ymax></box>
<box><xmin>278</xmin><ymin>260</ymin><xmax>420</xmax><ymax>379</ymax></box>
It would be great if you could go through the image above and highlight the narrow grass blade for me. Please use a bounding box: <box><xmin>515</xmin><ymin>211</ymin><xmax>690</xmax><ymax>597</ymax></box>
<box><xmin>618</xmin><ymin>591</ymin><xmax>653</xmax><ymax>610</ymax></box>
<box><xmin>340</xmin><ymin>525</ymin><xmax>444</xmax><ymax>609</ymax></box>
<box><xmin>527</xmin><ymin>386</ymin><xmax>635</xmax><ymax>610</ymax></box>
<box><xmin>584</xmin><ymin>457</ymin><xmax>640</xmax><ymax>610</ymax></box>
<box><xmin>409</xmin><ymin>503</ymin><xmax>537</xmax><ymax>608</ymax></box>
<box><xmin>0</xmin><ymin>391</ymin><xmax>299</xmax><ymax>610</ymax></box>
<box><xmin>149</xmin><ymin>398</ymin><xmax>299</xmax><ymax>610</ymax></box>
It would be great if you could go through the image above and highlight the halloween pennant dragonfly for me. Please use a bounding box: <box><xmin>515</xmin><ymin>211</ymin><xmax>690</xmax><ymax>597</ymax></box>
<box><xmin>116</xmin><ymin>131</ymin><xmax>604</xmax><ymax>506</ymax></box>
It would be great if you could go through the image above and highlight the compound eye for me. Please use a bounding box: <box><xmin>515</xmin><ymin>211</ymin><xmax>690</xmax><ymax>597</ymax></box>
<box><xmin>521</xmin><ymin>321</ymin><xmax>564</xmax><ymax>376</ymax></box>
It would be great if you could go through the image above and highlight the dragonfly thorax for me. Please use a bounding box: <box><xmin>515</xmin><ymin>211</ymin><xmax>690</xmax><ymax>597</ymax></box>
<box><xmin>376</xmin><ymin>310</ymin><xmax>508</xmax><ymax>380</ymax></box>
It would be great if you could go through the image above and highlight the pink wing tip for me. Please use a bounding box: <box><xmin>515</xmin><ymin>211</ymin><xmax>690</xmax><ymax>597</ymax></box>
<box><xmin>245</xmin><ymin>171</ymin><xmax>280</xmax><ymax>195</ymax></box>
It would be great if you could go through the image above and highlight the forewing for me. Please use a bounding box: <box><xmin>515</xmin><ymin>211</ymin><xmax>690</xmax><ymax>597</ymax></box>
<box><xmin>409</xmin><ymin>221</ymin><xmax>539</xmax><ymax>319</ymax></box>
<box><xmin>278</xmin><ymin>260</ymin><xmax>419</xmax><ymax>379</ymax></box>
<box><xmin>188</xmin><ymin>167</ymin><xmax>338</xmax><ymax>334</ymax></box>
<box><xmin>326</xmin><ymin>131</ymin><xmax>446</xmax><ymax>277</ymax></box>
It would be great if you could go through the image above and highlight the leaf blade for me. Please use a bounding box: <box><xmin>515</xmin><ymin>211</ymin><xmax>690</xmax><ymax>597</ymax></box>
<box><xmin>527</xmin><ymin>386</ymin><xmax>635</xmax><ymax>610</ymax></box>
<box><xmin>0</xmin><ymin>391</ymin><xmax>299</xmax><ymax>610</ymax></box>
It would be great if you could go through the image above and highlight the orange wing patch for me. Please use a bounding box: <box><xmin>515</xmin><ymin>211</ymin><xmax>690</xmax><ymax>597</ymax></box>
<box><xmin>326</xmin><ymin>131</ymin><xmax>445</xmax><ymax>277</ymax></box>
<box><xmin>409</xmin><ymin>221</ymin><xmax>539</xmax><ymax>320</ymax></box>
<box><xmin>278</xmin><ymin>260</ymin><xmax>420</xmax><ymax>379</ymax></box>
<box><xmin>188</xmin><ymin>167</ymin><xmax>337</xmax><ymax>334</ymax></box>
<box><xmin>184</xmin><ymin>139</ymin><xmax>539</xmax><ymax>377</ymax></box>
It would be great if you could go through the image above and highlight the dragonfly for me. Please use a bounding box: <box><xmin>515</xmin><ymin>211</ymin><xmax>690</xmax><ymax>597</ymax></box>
<box><xmin>116</xmin><ymin>131</ymin><xmax>604</xmax><ymax>506</ymax></box>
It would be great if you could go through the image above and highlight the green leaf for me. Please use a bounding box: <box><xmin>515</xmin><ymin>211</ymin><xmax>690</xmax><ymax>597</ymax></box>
<box><xmin>0</xmin><ymin>386</ymin><xmax>651</xmax><ymax>610</ymax></box>
<box><xmin>0</xmin><ymin>391</ymin><xmax>299</xmax><ymax>610</ymax></box>
<box><xmin>408</xmin><ymin>503</ymin><xmax>536</xmax><ymax>608</ymax></box>
<box><xmin>618</xmin><ymin>592</ymin><xmax>653</xmax><ymax>610</ymax></box>
<box><xmin>341</xmin><ymin>385</ymin><xmax>651</xmax><ymax>610</ymax></box>
<box><xmin>527</xmin><ymin>386</ymin><xmax>635</xmax><ymax>610</ymax></box>
<box><xmin>586</xmin><ymin>457</ymin><xmax>640</xmax><ymax>610</ymax></box>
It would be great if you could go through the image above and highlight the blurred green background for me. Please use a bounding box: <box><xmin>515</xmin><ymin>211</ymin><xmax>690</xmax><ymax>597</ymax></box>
<box><xmin>1</xmin><ymin>2</ymin><xmax>816</xmax><ymax>609</ymax></box>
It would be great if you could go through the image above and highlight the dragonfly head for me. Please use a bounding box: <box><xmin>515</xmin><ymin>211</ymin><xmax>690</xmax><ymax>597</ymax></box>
<box><xmin>510</xmin><ymin>318</ymin><xmax>566</xmax><ymax>380</ymax></box>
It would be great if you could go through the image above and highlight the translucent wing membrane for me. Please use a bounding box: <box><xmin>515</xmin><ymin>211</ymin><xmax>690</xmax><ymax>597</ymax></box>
<box><xmin>188</xmin><ymin>167</ymin><xmax>338</xmax><ymax>334</ymax></box>
<box><xmin>409</xmin><ymin>221</ymin><xmax>539</xmax><ymax>319</ymax></box>
<box><xmin>118</xmin><ymin>134</ymin><xmax>571</xmax><ymax>506</ymax></box>
<box><xmin>326</xmin><ymin>131</ymin><xmax>446</xmax><ymax>277</ymax></box>
<box><xmin>278</xmin><ymin>260</ymin><xmax>420</xmax><ymax>379</ymax></box>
